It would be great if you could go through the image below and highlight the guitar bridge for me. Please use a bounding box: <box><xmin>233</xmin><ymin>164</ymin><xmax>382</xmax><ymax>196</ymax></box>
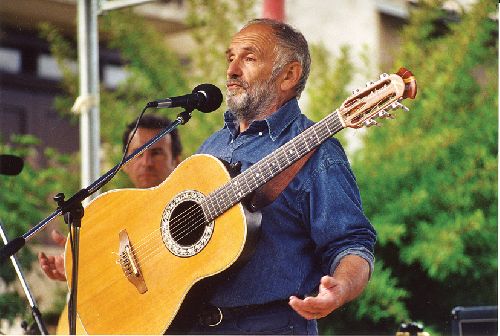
<box><xmin>118</xmin><ymin>229</ymin><xmax>148</xmax><ymax>294</ymax></box>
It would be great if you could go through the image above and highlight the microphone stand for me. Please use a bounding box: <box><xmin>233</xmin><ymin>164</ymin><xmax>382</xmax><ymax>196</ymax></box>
<box><xmin>0</xmin><ymin>220</ymin><xmax>48</xmax><ymax>335</ymax></box>
<box><xmin>0</xmin><ymin>108</ymin><xmax>193</xmax><ymax>334</ymax></box>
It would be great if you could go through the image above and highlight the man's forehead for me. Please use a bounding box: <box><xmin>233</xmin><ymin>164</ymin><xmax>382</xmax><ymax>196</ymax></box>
<box><xmin>227</xmin><ymin>24</ymin><xmax>276</xmax><ymax>54</ymax></box>
<box><xmin>129</xmin><ymin>128</ymin><xmax>171</xmax><ymax>145</ymax></box>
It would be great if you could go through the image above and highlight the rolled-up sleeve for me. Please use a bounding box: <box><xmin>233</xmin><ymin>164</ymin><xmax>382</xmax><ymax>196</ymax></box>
<box><xmin>299</xmin><ymin>146</ymin><xmax>377</xmax><ymax>278</ymax></box>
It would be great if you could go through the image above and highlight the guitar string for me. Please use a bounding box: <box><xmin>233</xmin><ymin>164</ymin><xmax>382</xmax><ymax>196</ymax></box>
<box><xmin>126</xmin><ymin>115</ymin><xmax>342</xmax><ymax>259</ymax></box>
<box><xmin>116</xmin><ymin>184</ymin><xmax>230</xmax><ymax>253</ymax></box>
<box><xmin>126</xmin><ymin>111</ymin><xmax>347</xmax><ymax>255</ymax></box>
<box><xmin>118</xmin><ymin>202</ymin><xmax>206</xmax><ymax>258</ymax></box>
<box><xmin>124</xmin><ymin>116</ymin><xmax>345</xmax><ymax>266</ymax></box>
<box><xmin>120</xmin><ymin>152</ymin><xmax>284</xmax><ymax>255</ymax></box>
<box><xmin>118</xmin><ymin>116</ymin><xmax>346</xmax><ymax>267</ymax></box>
<box><xmin>113</xmin><ymin>123</ymin><xmax>323</xmax><ymax>257</ymax></box>
<box><xmin>119</xmin><ymin>115</ymin><xmax>345</xmax><ymax>264</ymax></box>
<box><xmin>91</xmin><ymin>116</ymin><xmax>344</xmax><ymax>318</ymax></box>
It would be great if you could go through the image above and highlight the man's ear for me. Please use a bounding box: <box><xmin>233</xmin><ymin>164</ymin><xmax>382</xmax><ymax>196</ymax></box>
<box><xmin>280</xmin><ymin>61</ymin><xmax>302</xmax><ymax>92</ymax></box>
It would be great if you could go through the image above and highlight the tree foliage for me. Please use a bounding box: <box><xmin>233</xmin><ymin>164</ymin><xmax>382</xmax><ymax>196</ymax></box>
<box><xmin>349</xmin><ymin>0</ymin><xmax>497</xmax><ymax>333</ymax></box>
<box><xmin>0</xmin><ymin>135</ymin><xmax>78</xmax><ymax>323</ymax></box>
<box><xmin>304</xmin><ymin>44</ymin><xmax>355</xmax><ymax>148</ymax></box>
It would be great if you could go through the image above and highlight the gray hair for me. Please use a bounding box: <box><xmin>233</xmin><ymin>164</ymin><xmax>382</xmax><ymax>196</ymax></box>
<box><xmin>243</xmin><ymin>18</ymin><xmax>311</xmax><ymax>98</ymax></box>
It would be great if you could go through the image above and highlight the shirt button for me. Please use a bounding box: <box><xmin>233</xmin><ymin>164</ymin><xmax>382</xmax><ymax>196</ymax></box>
<box><xmin>258</xmin><ymin>132</ymin><xmax>263</xmax><ymax>136</ymax></box>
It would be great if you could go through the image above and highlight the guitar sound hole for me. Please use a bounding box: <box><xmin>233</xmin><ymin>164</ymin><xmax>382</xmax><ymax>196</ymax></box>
<box><xmin>169</xmin><ymin>200</ymin><xmax>206</xmax><ymax>247</ymax></box>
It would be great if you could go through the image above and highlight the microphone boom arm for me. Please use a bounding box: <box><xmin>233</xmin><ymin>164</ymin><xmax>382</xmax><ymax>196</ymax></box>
<box><xmin>0</xmin><ymin>110</ymin><xmax>188</xmax><ymax>259</ymax></box>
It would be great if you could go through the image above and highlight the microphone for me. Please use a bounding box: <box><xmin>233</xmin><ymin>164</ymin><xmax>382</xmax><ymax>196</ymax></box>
<box><xmin>0</xmin><ymin>154</ymin><xmax>24</xmax><ymax>176</ymax></box>
<box><xmin>147</xmin><ymin>84</ymin><xmax>223</xmax><ymax>113</ymax></box>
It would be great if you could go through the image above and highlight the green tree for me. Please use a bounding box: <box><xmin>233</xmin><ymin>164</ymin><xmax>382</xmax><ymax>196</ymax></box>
<box><xmin>305</xmin><ymin>44</ymin><xmax>355</xmax><ymax>149</ymax></box>
<box><xmin>306</xmin><ymin>44</ymin><xmax>355</xmax><ymax>121</ymax></box>
<box><xmin>0</xmin><ymin>135</ymin><xmax>79</xmax><ymax>324</ymax></box>
<box><xmin>350</xmin><ymin>0</ymin><xmax>497</xmax><ymax>333</ymax></box>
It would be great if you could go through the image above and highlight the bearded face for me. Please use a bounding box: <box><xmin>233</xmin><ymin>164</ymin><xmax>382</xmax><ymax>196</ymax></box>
<box><xmin>224</xmin><ymin>24</ymin><xmax>285</xmax><ymax>124</ymax></box>
<box><xmin>226</xmin><ymin>75</ymin><xmax>279</xmax><ymax>122</ymax></box>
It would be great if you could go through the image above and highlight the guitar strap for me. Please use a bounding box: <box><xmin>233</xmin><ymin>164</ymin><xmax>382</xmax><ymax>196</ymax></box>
<box><xmin>248</xmin><ymin>148</ymin><xmax>317</xmax><ymax>211</ymax></box>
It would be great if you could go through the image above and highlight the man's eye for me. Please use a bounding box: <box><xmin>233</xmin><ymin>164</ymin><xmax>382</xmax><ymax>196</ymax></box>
<box><xmin>151</xmin><ymin>149</ymin><xmax>164</xmax><ymax>156</ymax></box>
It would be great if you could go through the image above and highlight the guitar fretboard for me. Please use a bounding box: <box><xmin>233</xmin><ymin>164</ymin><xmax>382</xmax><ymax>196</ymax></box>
<box><xmin>202</xmin><ymin>110</ymin><xmax>345</xmax><ymax>221</ymax></box>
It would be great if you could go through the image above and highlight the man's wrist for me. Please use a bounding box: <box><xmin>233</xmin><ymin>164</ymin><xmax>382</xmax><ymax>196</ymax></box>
<box><xmin>330</xmin><ymin>246</ymin><xmax>374</xmax><ymax>278</ymax></box>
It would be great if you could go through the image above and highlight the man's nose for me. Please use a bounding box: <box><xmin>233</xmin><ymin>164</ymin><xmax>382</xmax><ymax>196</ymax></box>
<box><xmin>140</xmin><ymin>152</ymin><xmax>154</xmax><ymax>166</ymax></box>
<box><xmin>227</xmin><ymin>59</ymin><xmax>242</xmax><ymax>78</ymax></box>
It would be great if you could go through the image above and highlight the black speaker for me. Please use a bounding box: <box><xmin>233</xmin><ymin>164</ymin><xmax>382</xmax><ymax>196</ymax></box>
<box><xmin>451</xmin><ymin>306</ymin><xmax>497</xmax><ymax>336</ymax></box>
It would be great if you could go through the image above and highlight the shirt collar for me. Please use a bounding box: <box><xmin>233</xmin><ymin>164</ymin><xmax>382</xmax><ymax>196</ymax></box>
<box><xmin>223</xmin><ymin>98</ymin><xmax>301</xmax><ymax>141</ymax></box>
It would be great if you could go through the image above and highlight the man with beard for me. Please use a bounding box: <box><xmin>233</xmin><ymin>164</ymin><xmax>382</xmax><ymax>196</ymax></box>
<box><xmin>186</xmin><ymin>19</ymin><xmax>376</xmax><ymax>335</ymax></box>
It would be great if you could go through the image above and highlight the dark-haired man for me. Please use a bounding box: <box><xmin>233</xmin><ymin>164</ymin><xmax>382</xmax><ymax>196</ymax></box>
<box><xmin>38</xmin><ymin>115</ymin><xmax>181</xmax><ymax>280</ymax></box>
<box><xmin>121</xmin><ymin>114</ymin><xmax>182</xmax><ymax>189</ymax></box>
<box><xmin>185</xmin><ymin>18</ymin><xmax>376</xmax><ymax>335</ymax></box>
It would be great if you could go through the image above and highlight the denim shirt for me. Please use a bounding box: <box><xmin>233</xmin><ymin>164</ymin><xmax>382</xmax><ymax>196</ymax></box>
<box><xmin>197</xmin><ymin>98</ymin><xmax>376</xmax><ymax>307</ymax></box>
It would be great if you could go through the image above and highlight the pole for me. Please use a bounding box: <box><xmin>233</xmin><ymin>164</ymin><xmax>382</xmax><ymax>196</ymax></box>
<box><xmin>262</xmin><ymin>0</ymin><xmax>285</xmax><ymax>22</ymax></box>
<box><xmin>77</xmin><ymin>0</ymin><xmax>100</xmax><ymax>200</ymax></box>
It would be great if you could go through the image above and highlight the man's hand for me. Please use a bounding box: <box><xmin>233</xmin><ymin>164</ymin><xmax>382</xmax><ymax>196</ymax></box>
<box><xmin>38</xmin><ymin>230</ymin><xmax>67</xmax><ymax>282</ymax></box>
<box><xmin>289</xmin><ymin>275</ymin><xmax>346</xmax><ymax>320</ymax></box>
<box><xmin>289</xmin><ymin>254</ymin><xmax>370</xmax><ymax>320</ymax></box>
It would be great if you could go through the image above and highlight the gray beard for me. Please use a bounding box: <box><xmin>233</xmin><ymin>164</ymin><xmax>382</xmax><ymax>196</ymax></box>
<box><xmin>226</xmin><ymin>78</ymin><xmax>278</xmax><ymax>123</ymax></box>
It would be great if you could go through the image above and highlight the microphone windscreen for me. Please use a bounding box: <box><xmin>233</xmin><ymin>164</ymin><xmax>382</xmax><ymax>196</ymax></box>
<box><xmin>193</xmin><ymin>84</ymin><xmax>223</xmax><ymax>113</ymax></box>
<box><xmin>0</xmin><ymin>154</ymin><xmax>24</xmax><ymax>176</ymax></box>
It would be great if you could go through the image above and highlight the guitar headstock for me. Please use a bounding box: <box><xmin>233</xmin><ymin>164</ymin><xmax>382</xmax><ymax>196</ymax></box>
<box><xmin>338</xmin><ymin>67</ymin><xmax>417</xmax><ymax>129</ymax></box>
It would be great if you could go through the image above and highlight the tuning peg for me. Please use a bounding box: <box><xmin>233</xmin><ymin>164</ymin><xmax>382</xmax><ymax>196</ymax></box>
<box><xmin>378</xmin><ymin>110</ymin><xmax>395</xmax><ymax>119</ymax></box>
<box><xmin>379</xmin><ymin>73</ymin><xmax>389</xmax><ymax>79</ymax></box>
<box><xmin>389</xmin><ymin>101</ymin><xmax>410</xmax><ymax>112</ymax></box>
<box><xmin>366</xmin><ymin>81</ymin><xmax>374</xmax><ymax>87</ymax></box>
<box><xmin>399</xmin><ymin>103</ymin><xmax>410</xmax><ymax>112</ymax></box>
<box><xmin>352</xmin><ymin>88</ymin><xmax>360</xmax><ymax>95</ymax></box>
<box><xmin>363</xmin><ymin>119</ymin><xmax>380</xmax><ymax>127</ymax></box>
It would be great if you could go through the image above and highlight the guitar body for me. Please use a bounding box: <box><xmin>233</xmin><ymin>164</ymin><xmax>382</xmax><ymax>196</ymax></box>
<box><xmin>56</xmin><ymin>304</ymin><xmax>85</xmax><ymax>335</ymax></box>
<box><xmin>65</xmin><ymin>154</ymin><xmax>257</xmax><ymax>334</ymax></box>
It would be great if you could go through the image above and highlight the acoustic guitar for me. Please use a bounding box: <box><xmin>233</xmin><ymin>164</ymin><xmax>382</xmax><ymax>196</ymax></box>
<box><xmin>56</xmin><ymin>303</ymin><xmax>85</xmax><ymax>335</ymax></box>
<box><xmin>64</xmin><ymin>68</ymin><xmax>417</xmax><ymax>334</ymax></box>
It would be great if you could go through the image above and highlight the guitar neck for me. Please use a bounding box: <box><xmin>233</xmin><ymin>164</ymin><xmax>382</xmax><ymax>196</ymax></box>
<box><xmin>201</xmin><ymin>68</ymin><xmax>418</xmax><ymax>221</ymax></box>
<box><xmin>202</xmin><ymin>111</ymin><xmax>345</xmax><ymax>221</ymax></box>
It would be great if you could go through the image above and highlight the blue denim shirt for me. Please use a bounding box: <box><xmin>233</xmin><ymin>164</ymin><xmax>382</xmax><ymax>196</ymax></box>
<box><xmin>197</xmin><ymin>98</ymin><xmax>376</xmax><ymax>307</ymax></box>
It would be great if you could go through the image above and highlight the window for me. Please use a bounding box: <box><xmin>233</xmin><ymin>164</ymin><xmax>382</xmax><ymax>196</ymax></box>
<box><xmin>37</xmin><ymin>54</ymin><xmax>77</xmax><ymax>80</ymax></box>
<box><xmin>103</xmin><ymin>64</ymin><xmax>129</xmax><ymax>89</ymax></box>
<box><xmin>0</xmin><ymin>47</ymin><xmax>21</xmax><ymax>73</ymax></box>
